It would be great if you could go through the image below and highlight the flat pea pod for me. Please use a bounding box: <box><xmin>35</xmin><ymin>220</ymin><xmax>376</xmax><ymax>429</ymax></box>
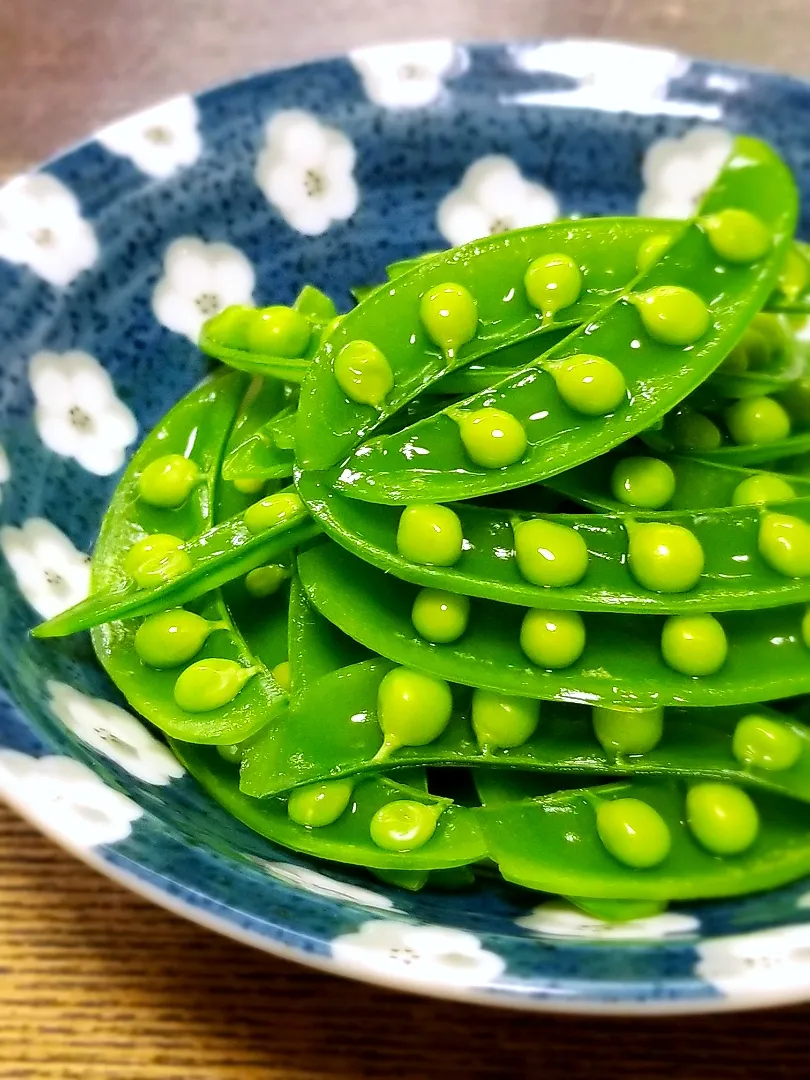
<box><xmin>329</xmin><ymin>138</ymin><xmax>798</xmax><ymax>504</ymax></box>
<box><xmin>297</xmin><ymin>472</ymin><xmax>810</xmax><ymax>613</ymax></box>
<box><xmin>682</xmin><ymin>428</ymin><xmax>810</xmax><ymax>467</ymax></box>
<box><xmin>297</xmin><ymin>543</ymin><xmax>810</xmax><ymax>708</ymax></box>
<box><xmin>474</xmin><ymin>774</ymin><xmax>810</xmax><ymax>900</ymax></box>
<box><xmin>199</xmin><ymin>286</ymin><xmax>338</xmax><ymax>382</ymax></box>
<box><xmin>242</xmin><ymin>656</ymin><xmax>810</xmax><ymax>802</ymax></box>
<box><xmin>34</xmin><ymin>485</ymin><xmax>319</xmax><ymax>637</ymax></box>
<box><xmin>89</xmin><ymin>374</ymin><xmax>289</xmax><ymax>743</ymax></box>
<box><xmin>173</xmin><ymin>741</ymin><xmax>486</xmax><ymax>870</ymax></box>
<box><xmin>545</xmin><ymin>447</ymin><xmax>810</xmax><ymax>513</ymax></box>
<box><xmin>296</xmin><ymin>217</ymin><xmax>704</xmax><ymax>473</ymax></box>
<box><xmin>221</xmin><ymin>402</ymin><xmax>297</xmax><ymax>483</ymax></box>
<box><xmin>286</xmin><ymin>574</ymin><xmax>367</xmax><ymax>699</ymax></box>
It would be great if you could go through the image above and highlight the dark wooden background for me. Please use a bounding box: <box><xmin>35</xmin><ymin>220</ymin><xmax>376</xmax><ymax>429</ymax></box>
<box><xmin>2</xmin><ymin>1</ymin><xmax>810</xmax><ymax>1076</ymax></box>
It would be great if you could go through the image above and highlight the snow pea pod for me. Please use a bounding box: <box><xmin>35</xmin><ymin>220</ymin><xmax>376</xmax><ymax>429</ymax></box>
<box><xmin>89</xmin><ymin>373</ymin><xmax>289</xmax><ymax>742</ymax></box>
<box><xmin>298</xmin><ymin>471</ymin><xmax>810</xmax><ymax>613</ymax></box>
<box><xmin>221</xmin><ymin>401</ymin><xmax>297</xmax><ymax>483</ymax></box>
<box><xmin>475</xmin><ymin>775</ymin><xmax>810</xmax><ymax>900</ymax></box>
<box><xmin>286</xmin><ymin>574</ymin><xmax>367</xmax><ymax>698</ymax></box>
<box><xmin>687</xmin><ymin>428</ymin><xmax>810</xmax><ymax>467</ymax></box>
<box><xmin>243</xmin><ymin>655</ymin><xmax>810</xmax><ymax>801</ymax></box>
<box><xmin>545</xmin><ymin>448</ymin><xmax>810</xmax><ymax>513</ymax></box>
<box><xmin>332</xmin><ymin>138</ymin><xmax>797</xmax><ymax>504</ymax></box>
<box><xmin>33</xmin><ymin>486</ymin><xmax>318</xmax><ymax>637</ymax></box>
<box><xmin>173</xmin><ymin>741</ymin><xmax>487</xmax><ymax>870</ymax></box>
<box><xmin>296</xmin><ymin>217</ymin><xmax>694</xmax><ymax>473</ymax></box>
<box><xmin>297</xmin><ymin>543</ymin><xmax>810</xmax><ymax>707</ymax></box>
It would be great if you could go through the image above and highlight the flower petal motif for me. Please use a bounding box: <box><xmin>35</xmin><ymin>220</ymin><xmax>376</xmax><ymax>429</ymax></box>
<box><xmin>0</xmin><ymin>173</ymin><xmax>98</xmax><ymax>287</ymax></box>
<box><xmin>349</xmin><ymin>40</ymin><xmax>466</xmax><ymax>108</ymax></box>
<box><xmin>28</xmin><ymin>350</ymin><xmax>137</xmax><ymax>476</ymax></box>
<box><xmin>46</xmin><ymin>681</ymin><xmax>184</xmax><ymax>786</ymax></box>
<box><xmin>0</xmin><ymin>750</ymin><xmax>141</xmax><ymax>848</ymax></box>
<box><xmin>516</xmin><ymin>901</ymin><xmax>699</xmax><ymax>941</ymax></box>
<box><xmin>97</xmin><ymin>95</ymin><xmax>203</xmax><ymax>179</ymax></box>
<box><xmin>331</xmin><ymin>919</ymin><xmax>506</xmax><ymax>987</ymax></box>
<box><xmin>0</xmin><ymin>518</ymin><xmax>90</xmax><ymax>619</ymax></box>
<box><xmin>638</xmin><ymin>127</ymin><xmax>734</xmax><ymax>218</ymax></box>
<box><xmin>258</xmin><ymin>861</ymin><xmax>399</xmax><ymax>912</ymax></box>
<box><xmin>152</xmin><ymin>237</ymin><xmax>256</xmax><ymax>342</ymax></box>
<box><xmin>255</xmin><ymin>110</ymin><xmax>359</xmax><ymax>236</ymax></box>
<box><xmin>437</xmin><ymin>155</ymin><xmax>559</xmax><ymax>247</ymax></box>
<box><xmin>695</xmin><ymin>925</ymin><xmax>810</xmax><ymax>998</ymax></box>
<box><xmin>507</xmin><ymin>40</ymin><xmax>720</xmax><ymax>120</ymax></box>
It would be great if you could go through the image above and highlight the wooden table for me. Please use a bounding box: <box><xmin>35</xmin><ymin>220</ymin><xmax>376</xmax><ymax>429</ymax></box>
<box><xmin>3</xmin><ymin>2</ymin><xmax>810</xmax><ymax>1076</ymax></box>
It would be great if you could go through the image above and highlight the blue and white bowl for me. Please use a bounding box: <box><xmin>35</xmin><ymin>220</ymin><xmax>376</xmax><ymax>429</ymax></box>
<box><xmin>2</xmin><ymin>39</ymin><xmax>810</xmax><ymax>1014</ymax></box>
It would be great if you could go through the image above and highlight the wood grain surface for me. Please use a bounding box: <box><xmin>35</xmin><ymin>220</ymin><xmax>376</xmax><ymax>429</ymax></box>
<box><xmin>3</xmin><ymin>2</ymin><xmax>810</xmax><ymax>1076</ymax></box>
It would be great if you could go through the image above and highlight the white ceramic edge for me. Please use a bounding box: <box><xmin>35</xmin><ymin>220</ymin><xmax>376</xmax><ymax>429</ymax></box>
<box><xmin>5</xmin><ymin>37</ymin><xmax>810</xmax><ymax>1016</ymax></box>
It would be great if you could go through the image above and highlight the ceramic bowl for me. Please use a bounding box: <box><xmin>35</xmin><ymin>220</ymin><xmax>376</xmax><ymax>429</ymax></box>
<box><xmin>2</xmin><ymin>39</ymin><xmax>810</xmax><ymax>1014</ymax></box>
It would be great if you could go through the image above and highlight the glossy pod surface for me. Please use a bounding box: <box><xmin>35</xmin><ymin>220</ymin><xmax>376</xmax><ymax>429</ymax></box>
<box><xmin>328</xmin><ymin>139</ymin><xmax>797</xmax><ymax>504</ymax></box>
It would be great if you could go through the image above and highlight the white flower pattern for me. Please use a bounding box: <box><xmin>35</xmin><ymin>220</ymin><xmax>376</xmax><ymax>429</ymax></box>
<box><xmin>97</xmin><ymin>95</ymin><xmax>203</xmax><ymax>179</ymax></box>
<box><xmin>255</xmin><ymin>110</ymin><xmax>358</xmax><ymax>236</ymax></box>
<box><xmin>696</xmin><ymin>925</ymin><xmax>810</xmax><ymax>1000</ymax></box>
<box><xmin>258</xmin><ymin>861</ymin><xmax>399</xmax><ymax>912</ymax></box>
<box><xmin>0</xmin><ymin>750</ymin><xmax>141</xmax><ymax>848</ymax></box>
<box><xmin>29</xmin><ymin>349</ymin><xmax>137</xmax><ymax>475</ymax></box>
<box><xmin>47</xmin><ymin>681</ymin><xmax>184</xmax><ymax>786</ymax></box>
<box><xmin>508</xmin><ymin>40</ymin><xmax>721</xmax><ymax>120</ymax></box>
<box><xmin>349</xmin><ymin>41</ymin><xmax>466</xmax><ymax>108</ymax></box>
<box><xmin>437</xmin><ymin>155</ymin><xmax>559</xmax><ymax>247</ymax></box>
<box><xmin>516</xmin><ymin>901</ymin><xmax>699</xmax><ymax>941</ymax></box>
<box><xmin>0</xmin><ymin>173</ymin><xmax>98</xmax><ymax>287</ymax></box>
<box><xmin>0</xmin><ymin>518</ymin><xmax>90</xmax><ymax>619</ymax></box>
<box><xmin>152</xmin><ymin>237</ymin><xmax>255</xmax><ymax>342</ymax></box>
<box><xmin>638</xmin><ymin>126</ymin><xmax>734</xmax><ymax>218</ymax></box>
<box><xmin>331</xmin><ymin>919</ymin><xmax>505</xmax><ymax>988</ymax></box>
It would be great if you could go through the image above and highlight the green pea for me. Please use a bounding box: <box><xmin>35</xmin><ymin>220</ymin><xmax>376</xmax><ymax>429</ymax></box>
<box><xmin>547</xmin><ymin>354</ymin><xmax>626</xmax><ymax>416</ymax></box>
<box><xmin>596</xmin><ymin>798</ymin><xmax>671</xmax><ymax>869</ymax></box>
<box><xmin>243</xmin><ymin>490</ymin><xmax>305</xmax><ymax>534</ymax></box>
<box><xmin>719</xmin><ymin>342</ymin><xmax>749</xmax><ymax>375</ymax></box>
<box><xmin>702</xmin><ymin>208</ymin><xmax>772</xmax><ymax>264</ymax></box>
<box><xmin>471</xmin><ymin>689</ymin><xmax>540</xmax><ymax>750</ymax></box>
<box><xmin>245</xmin><ymin>564</ymin><xmax>289</xmax><ymax>598</ymax></box>
<box><xmin>626</xmin><ymin>522</ymin><xmax>704</xmax><ymax>593</ymax></box>
<box><xmin>272</xmin><ymin>660</ymin><xmax>291</xmax><ymax>690</ymax></box>
<box><xmin>411</xmin><ymin>588</ymin><xmax>470</xmax><ymax>643</ymax></box>
<box><xmin>731</xmin><ymin>474</ymin><xmax>795</xmax><ymax>506</ymax></box>
<box><xmin>123</xmin><ymin>533</ymin><xmax>191</xmax><ymax>589</ymax></box>
<box><xmin>333</xmin><ymin>339</ymin><xmax>394</xmax><ymax>409</ymax></box>
<box><xmin>758</xmin><ymin>512</ymin><xmax>810</xmax><ymax>578</ymax></box>
<box><xmin>419</xmin><ymin>282</ymin><xmax>478</xmax><ymax>353</ymax></box>
<box><xmin>724</xmin><ymin>396</ymin><xmax>791</xmax><ymax>446</ymax></box>
<box><xmin>777</xmin><ymin>245</ymin><xmax>809</xmax><ymax>303</ymax></box>
<box><xmin>635</xmin><ymin>234</ymin><xmax>671</xmax><ymax>274</ymax></box>
<box><xmin>750</xmin><ymin>312</ymin><xmax>786</xmax><ymax>355</ymax></box>
<box><xmin>134</xmin><ymin>609</ymin><xmax>217</xmax><ymax>668</ymax></box>
<box><xmin>610</xmin><ymin>457</ymin><xmax>675</xmax><ymax>510</ymax></box>
<box><xmin>396</xmin><ymin>504</ymin><xmax>464</xmax><ymax>567</ymax></box>
<box><xmin>732</xmin><ymin>714</ymin><xmax>803</xmax><ymax>772</ymax></box>
<box><xmin>232</xmin><ymin>476</ymin><xmax>265</xmax><ymax>495</ymax></box>
<box><xmin>245</xmin><ymin>305</ymin><xmax>311</xmax><ymax>357</ymax></box>
<box><xmin>457</xmin><ymin>408</ymin><xmax>527</xmax><ymax>468</ymax></box>
<box><xmin>138</xmin><ymin>454</ymin><xmax>199</xmax><ymax>508</ymax></box>
<box><xmin>630</xmin><ymin>286</ymin><xmax>710</xmax><ymax>346</ymax></box>
<box><xmin>669</xmin><ymin>410</ymin><xmax>723</xmax><ymax>452</ymax></box>
<box><xmin>513</xmin><ymin>518</ymin><xmax>588</xmax><ymax>587</ymax></box>
<box><xmin>686</xmin><ymin>783</ymin><xmax>759</xmax><ymax>856</ymax></box>
<box><xmin>376</xmin><ymin>667</ymin><xmax>453</xmax><ymax>757</ymax></box>
<box><xmin>287</xmin><ymin>779</ymin><xmax>354</xmax><ymax>827</ymax></box>
<box><xmin>204</xmin><ymin>304</ymin><xmax>250</xmax><ymax>347</ymax></box>
<box><xmin>592</xmin><ymin>705</ymin><xmax>664</xmax><ymax>756</ymax></box>
<box><xmin>660</xmin><ymin>614</ymin><xmax>728</xmax><ymax>676</ymax></box>
<box><xmin>173</xmin><ymin>658</ymin><xmax>256</xmax><ymax>713</ymax></box>
<box><xmin>524</xmin><ymin>253</ymin><xmax>582</xmax><ymax>318</ymax></box>
<box><xmin>369</xmin><ymin>800</ymin><xmax>443</xmax><ymax>852</ymax></box>
<box><xmin>520</xmin><ymin>609</ymin><xmax>585</xmax><ymax>669</ymax></box>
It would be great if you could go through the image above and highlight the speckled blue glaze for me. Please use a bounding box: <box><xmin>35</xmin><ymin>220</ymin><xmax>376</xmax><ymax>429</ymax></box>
<box><xmin>2</xmin><ymin>41</ymin><xmax>810</xmax><ymax>1013</ymax></box>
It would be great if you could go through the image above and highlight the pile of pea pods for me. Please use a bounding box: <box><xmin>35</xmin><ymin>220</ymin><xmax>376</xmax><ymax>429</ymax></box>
<box><xmin>37</xmin><ymin>135</ymin><xmax>810</xmax><ymax>916</ymax></box>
